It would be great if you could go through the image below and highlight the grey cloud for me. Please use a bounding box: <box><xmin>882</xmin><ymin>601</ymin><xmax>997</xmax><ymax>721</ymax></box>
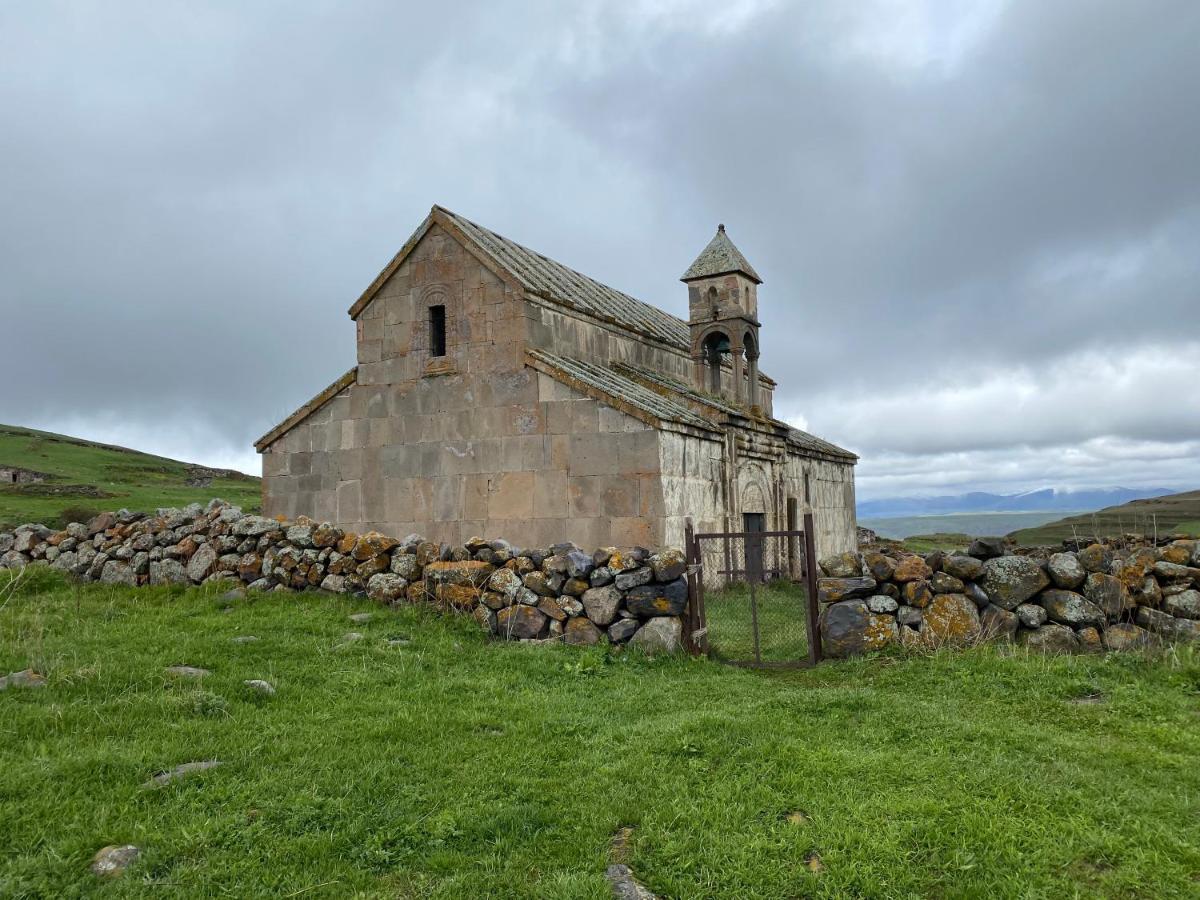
<box><xmin>1</xmin><ymin>0</ymin><xmax>1197</xmax><ymax>498</ymax></box>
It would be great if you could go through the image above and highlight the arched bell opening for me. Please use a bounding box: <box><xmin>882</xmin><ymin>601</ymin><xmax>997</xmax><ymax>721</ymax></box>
<box><xmin>701</xmin><ymin>329</ymin><xmax>732</xmax><ymax>394</ymax></box>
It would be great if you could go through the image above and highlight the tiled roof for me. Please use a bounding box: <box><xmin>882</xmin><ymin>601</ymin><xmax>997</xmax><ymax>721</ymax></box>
<box><xmin>439</xmin><ymin>207</ymin><xmax>691</xmax><ymax>349</ymax></box>
<box><xmin>785</xmin><ymin>427</ymin><xmax>858</xmax><ymax>462</ymax></box>
<box><xmin>527</xmin><ymin>350</ymin><xmax>718</xmax><ymax>432</ymax></box>
<box><xmin>680</xmin><ymin>224</ymin><xmax>761</xmax><ymax>283</ymax></box>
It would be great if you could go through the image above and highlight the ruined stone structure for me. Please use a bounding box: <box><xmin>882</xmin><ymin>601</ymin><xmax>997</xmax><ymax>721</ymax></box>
<box><xmin>256</xmin><ymin>206</ymin><xmax>858</xmax><ymax>554</ymax></box>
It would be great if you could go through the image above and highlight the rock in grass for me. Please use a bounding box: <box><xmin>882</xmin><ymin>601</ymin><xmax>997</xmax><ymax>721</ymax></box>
<box><xmin>819</xmin><ymin>599</ymin><xmax>897</xmax><ymax>657</ymax></box>
<box><xmin>564</xmin><ymin>617</ymin><xmax>602</xmax><ymax>646</ymax></box>
<box><xmin>979</xmin><ymin>604</ymin><xmax>1018</xmax><ymax>642</ymax></box>
<box><xmin>921</xmin><ymin>593</ymin><xmax>982</xmax><ymax>646</ymax></box>
<box><xmin>0</xmin><ymin>669</ymin><xmax>47</xmax><ymax>690</ymax></box>
<box><xmin>144</xmin><ymin>760</ymin><xmax>222</xmax><ymax>788</ymax></box>
<box><xmin>606</xmin><ymin>863</ymin><xmax>659</xmax><ymax>899</ymax></box>
<box><xmin>628</xmin><ymin>616</ymin><xmax>683</xmax><ymax>655</ymax></box>
<box><xmin>230</xmin><ymin>635</ymin><xmax>259</xmax><ymax>644</ymax></box>
<box><xmin>243</xmin><ymin>679</ymin><xmax>275</xmax><ymax>696</ymax></box>
<box><xmin>164</xmin><ymin>666</ymin><xmax>210</xmax><ymax>678</ymax></box>
<box><xmin>1018</xmin><ymin>622</ymin><xmax>1079</xmax><ymax>653</ymax></box>
<box><xmin>348</xmin><ymin>612</ymin><xmax>373</xmax><ymax>624</ymax></box>
<box><xmin>1103</xmin><ymin>622</ymin><xmax>1155</xmax><ymax>651</ymax></box>
<box><xmin>90</xmin><ymin>844</ymin><xmax>140</xmax><ymax>878</ymax></box>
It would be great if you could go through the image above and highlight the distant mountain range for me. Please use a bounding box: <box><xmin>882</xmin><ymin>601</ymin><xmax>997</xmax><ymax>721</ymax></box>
<box><xmin>858</xmin><ymin>487</ymin><xmax>1174</xmax><ymax>519</ymax></box>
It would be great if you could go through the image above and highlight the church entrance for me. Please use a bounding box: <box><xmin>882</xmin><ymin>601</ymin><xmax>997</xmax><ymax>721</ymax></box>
<box><xmin>742</xmin><ymin>513</ymin><xmax>765</xmax><ymax>583</ymax></box>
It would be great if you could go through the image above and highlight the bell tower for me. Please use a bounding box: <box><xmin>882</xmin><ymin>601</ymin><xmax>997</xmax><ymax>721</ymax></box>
<box><xmin>681</xmin><ymin>224</ymin><xmax>763</xmax><ymax>411</ymax></box>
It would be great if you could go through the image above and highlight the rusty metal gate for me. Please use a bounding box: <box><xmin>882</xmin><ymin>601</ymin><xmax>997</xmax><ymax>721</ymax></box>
<box><xmin>683</xmin><ymin>512</ymin><xmax>822</xmax><ymax>666</ymax></box>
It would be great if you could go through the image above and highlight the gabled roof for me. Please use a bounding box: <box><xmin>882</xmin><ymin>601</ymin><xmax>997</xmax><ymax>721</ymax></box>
<box><xmin>349</xmin><ymin>206</ymin><xmax>691</xmax><ymax>350</ymax></box>
<box><xmin>681</xmin><ymin>224</ymin><xmax>762</xmax><ymax>284</ymax></box>
<box><xmin>614</xmin><ymin>361</ymin><xmax>857</xmax><ymax>462</ymax></box>
<box><xmin>526</xmin><ymin>350</ymin><xmax>719</xmax><ymax>433</ymax></box>
<box><xmin>254</xmin><ymin>368</ymin><xmax>356</xmax><ymax>452</ymax></box>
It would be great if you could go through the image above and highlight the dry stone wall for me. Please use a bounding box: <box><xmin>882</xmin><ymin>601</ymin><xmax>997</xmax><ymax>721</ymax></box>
<box><xmin>0</xmin><ymin>500</ymin><xmax>690</xmax><ymax>654</ymax></box>
<box><xmin>817</xmin><ymin>536</ymin><xmax>1200</xmax><ymax>657</ymax></box>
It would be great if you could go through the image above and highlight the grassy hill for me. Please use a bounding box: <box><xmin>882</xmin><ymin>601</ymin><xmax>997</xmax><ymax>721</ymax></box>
<box><xmin>3</xmin><ymin>569</ymin><xmax>1200</xmax><ymax>896</ymax></box>
<box><xmin>1010</xmin><ymin>489</ymin><xmax>1200</xmax><ymax>546</ymax></box>
<box><xmin>0</xmin><ymin>424</ymin><xmax>260</xmax><ymax>530</ymax></box>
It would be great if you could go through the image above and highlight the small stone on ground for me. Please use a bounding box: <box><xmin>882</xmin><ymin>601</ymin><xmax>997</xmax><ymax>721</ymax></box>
<box><xmin>230</xmin><ymin>635</ymin><xmax>259</xmax><ymax>644</ymax></box>
<box><xmin>348</xmin><ymin>612</ymin><xmax>372</xmax><ymax>624</ymax></box>
<box><xmin>90</xmin><ymin>844</ymin><xmax>140</xmax><ymax>878</ymax></box>
<box><xmin>145</xmin><ymin>759</ymin><xmax>222</xmax><ymax>788</ymax></box>
<box><xmin>244</xmin><ymin>679</ymin><xmax>275</xmax><ymax>695</ymax></box>
<box><xmin>606</xmin><ymin>863</ymin><xmax>658</xmax><ymax>899</ymax></box>
<box><xmin>0</xmin><ymin>669</ymin><xmax>46</xmax><ymax>690</ymax></box>
<box><xmin>164</xmin><ymin>666</ymin><xmax>210</xmax><ymax>678</ymax></box>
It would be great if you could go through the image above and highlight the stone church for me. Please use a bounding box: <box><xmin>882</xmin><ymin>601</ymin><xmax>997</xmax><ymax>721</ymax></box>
<box><xmin>256</xmin><ymin>206</ymin><xmax>858</xmax><ymax>554</ymax></box>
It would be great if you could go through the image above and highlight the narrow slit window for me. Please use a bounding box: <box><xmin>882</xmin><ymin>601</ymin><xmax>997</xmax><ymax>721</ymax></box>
<box><xmin>429</xmin><ymin>304</ymin><xmax>446</xmax><ymax>357</ymax></box>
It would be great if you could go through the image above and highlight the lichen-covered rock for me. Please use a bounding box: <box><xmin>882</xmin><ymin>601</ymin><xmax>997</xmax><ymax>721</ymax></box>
<box><xmin>564</xmin><ymin>617</ymin><xmax>602</xmax><ymax>646</ymax></box>
<box><xmin>100</xmin><ymin>560</ymin><xmax>137</xmax><ymax>586</ymax></box>
<box><xmin>1018</xmin><ymin>622</ymin><xmax>1079</xmax><ymax>653</ymax></box>
<box><xmin>523</xmin><ymin>571</ymin><xmax>560</xmax><ymax>597</ymax></box>
<box><xmin>91</xmin><ymin>845</ymin><xmax>140</xmax><ymax>878</ymax></box>
<box><xmin>186</xmin><ymin>543</ymin><xmax>218</xmax><ymax>583</ymax></box>
<box><xmin>1038</xmin><ymin>590</ymin><xmax>1105</xmax><ymax>629</ymax></box>
<box><xmin>233</xmin><ymin>516</ymin><xmax>277</xmax><ymax>537</ymax></box>
<box><xmin>581</xmin><ymin>585</ymin><xmax>622</xmax><ymax>626</ymax></box>
<box><xmin>625</xmin><ymin>579</ymin><xmax>688</xmax><ymax>618</ymax></box>
<box><xmin>487</xmin><ymin>567</ymin><xmax>524</xmax><ymax>603</ymax></box>
<box><xmin>942</xmin><ymin>554</ymin><xmax>984</xmax><ymax>581</ymax></box>
<box><xmin>353</xmin><ymin>531</ymin><xmax>400</xmax><ymax>561</ymax></box>
<box><xmin>149</xmin><ymin>558</ymin><xmax>188</xmax><ymax>586</ymax></box>
<box><xmin>818</xmin><ymin>599</ymin><xmax>897</xmax><ymax>658</ymax></box>
<box><xmin>897</xmin><ymin>605</ymin><xmax>922</xmax><ymax>627</ymax></box>
<box><xmin>921</xmin><ymin>593</ymin><xmax>982</xmax><ymax>646</ymax></box>
<box><xmin>649</xmin><ymin>548</ymin><xmax>687</xmax><ymax>582</ymax></box>
<box><xmin>497</xmin><ymin>605</ymin><xmax>547</xmax><ymax>640</ymax></box>
<box><xmin>320</xmin><ymin>574</ymin><xmax>349</xmax><ymax>593</ymax></box>
<box><xmin>1077</xmin><ymin>543</ymin><xmax>1112</xmax><ymax>573</ymax></box>
<box><xmin>817</xmin><ymin>576</ymin><xmax>877</xmax><ymax>604</ymax></box>
<box><xmin>614</xmin><ymin>567</ymin><xmax>653</xmax><ymax>591</ymax></box>
<box><xmin>981</xmin><ymin>556</ymin><xmax>1050</xmax><ymax>610</ymax></box>
<box><xmin>1164</xmin><ymin>589</ymin><xmax>1200</xmax><ymax>621</ymax></box>
<box><xmin>1016</xmin><ymin>603</ymin><xmax>1047</xmax><ymax>628</ymax></box>
<box><xmin>1161</xmin><ymin>542</ymin><xmax>1195</xmax><ymax>566</ymax></box>
<box><xmin>901</xmin><ymin>579</ymin><xmax>934</xmax><ymax>609</ymax></box>
<box><xmin>862</xmin><ymin>551</ymin><xmax>895</xmax><ymax>582</ymax></box>
<box><xmin>367</xmin><ymin>573</ymin><xmax>408</xmax><ymax>603</ymax></box>
<box><xmin>866</xmin><ymin>594</ymin><xmax>898</xmax><ymax>614</ymax></box>
<box><xmin>1136</xmin><ymin>607</ymin><xmax>1200</xmax><ymax>642</ymax></box>
<box><xmin>1083</xmin><ymin>573</ymin><xmax>1131</xmax><ymax>620</ymax></box>
<box><xmin>930</xmin><ymin>571</ymin><xmax>964</xmax><ymax>594</ymax></box>
<box><xmin>819</xmin><ymin>552</ymin><xmax>862</xmax><ymax>578</ymax></box>
<box><xmin>1077</xmin><ymin>626</ymin><xmax>1103</xmax><ymax>652</ymax></box>
<box><xmin>1047</xmin><ymin>553</ymin><xmax>1086</xmax><ymax>590</ymax></box>
<box><xmin>892</xmin><ymin>556</ymin><xmax>932</xmax><ymax>583</ymax></box>
<box><xmin>1103</xmin><ymin>622</ymin><xmax>1155</xmax><ymax>651</ymax></box>
<box><xmin>979</xmin><ymin>604</ymin><xmax>1018</xmax><ymax>642</ymax></box>
<box><xmin>628</xmin><ymin>616</ymin><xmax>683</xmax><ymax>655</ymax></box>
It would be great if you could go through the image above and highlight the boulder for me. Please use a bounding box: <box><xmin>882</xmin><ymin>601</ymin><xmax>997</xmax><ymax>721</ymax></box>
<box><xmin>649</xmin><ymin>548</ymin><xmax>687</xmax><ymax>582</ymax></box>
<box><xmin>818</xmin><ymin>599</ymin><xmax>897</xmax><ymax>658</ymax></box>
<box><xmin>353</xmin><ymin>531</ymin><xmax>400</xmax><ymax>561</ymax></box>
<box><xmin>816</xmin><ymin>576</ymin><xmax>877</xmax><ymax>604</ymax></box>
<box><xmin>1077</xmin><ymin>543</ymin><xmax>1113</xmax><ymax>573</ymax></box>
<box><xmin>862</xmin><ymin>551</ymin><xmax>895</xmax><ymax>582</ymax></box>
<box><xmin>90</xmin><ymin>845</ymin><xmax>140</xmax><ymax>878</ymax></box>
<box><xmin>367</xmin><ymin>574</ymin><xmax>408</xmax><ymax>604</ymax></box>
<box><xmin>628</xmin><ymin>616</ymin><xmax>683</xmax><ymax>655</ymax></box>
<box><xmin>963</xmin><ymin>582</ymin><xmax>991</xmax><ymax>609</ymax></box>
<box><xmin>1103</xmin><ymin>622</ymin><xmax>1155</xmax><ymax>651</ymax></box>
<box><xmin>614</xmin><ymin>567</ymin><xmax>653</xmax><ymax>591</ymax></box>
<box><xmin>1016</xmin><ymin>603</ymin><xmax>1047</xmax><ymax>628</ymax></box>
<box><xmin>523</xmin><ymin>571</ymin><xmax>560</xmax><ymax>597</ymax></box>
<box><xmin>819</xmin><ymin>552</ymin><xmax>862</xmax><ymax>578</ymax></box>
<box><xmin>979</xmin><ymin>604</ymin><xmax>1018</xmax><ymax>642</ymax></box>
<box><xmin>1018</xmin><ymin>622</ymin><xmax>1079</xmax><ymax>653</ymax></box>
<box><xmin>581</xmin><ymin>586</ymin><xmax>622</xmax><ymax>626</ymax></box>
<box><xmin>1164</xmin><ymin>589</ymin><xmax>1200</xmax><ymax>621</ymax></box>
<box><xmin>149</xmin><ymin>559</ymin><xmax>188</xmax><ymax>586</ymax></box>
<box><xmin>487</xmin><ymin>567</ymin><xmax>524</xmax><ymax>603</ymax></box>
<box><xmin>497</xmin><ymin>605</ymin><xmax>547</xmax><ymax>640</ymax></box>
<box><xmin>1038</xmin><ymin>590</ymin><xmax>1105</xmax><ymax>629</ymax></box>
<box><xmin>921</xmin><ymin>593</ymin><xmax>982</xmax><ymax>646</ymax></box>
<box><xmin>1136</xmin><ymin>607</ymin><xmax>1200</xmax><ymax>642</ymax></box>
<box><xmin>625</xmin><ymin>579</ymin><xmax>688</xmax><ymax>618</ymax></box>
<box><xmin>186</xmin><ymin>543</ymin><xmax>219</xmax><ymax>583</ymax></box>
<box><xmin>901</xmin><ymin>579</ymin><xmax>934</xmax><ymax>609</ymax></box>
<box><xmin>866</xmin><ymin>594</ymin><xmax>898</xmax><ymax>614</ymax></box>
<box><xmin>608</xmin><ymin>618</ymin><xmax>640</xmax><ymax>643</ymax></box>
<box><xmin>564</xmin><ymin>617</ymin><xmax>602</xmax><ymax>646</ymax></box>
<box><xmin>942</xmin><ymin>554</ymin><xmax>984</xmax><ymax>581</ymax></box>
<box><xmin>1077</xmin><ymin>627</ymin><xmax>1103</xmax><ymax>653</ymax></box>
<box><xmin>930</xmin><ymin>571</ymin><xmax>965</xmax><ymax>594</ymax></box>
<box><xmin>536</xmin><ymin>596</ymin><xmax>567</xmax><ymax>622</ymax></box>
<box><xmin>1083</xmin><ymin>573</ymin><xmax>1132</xmax><ymax>620</ymax></box>
<box><xmin>100</xmin><ymin>560</ymin><xmax>137</xmax><ymax>586</ymax></box>
<box><xmin>892</xmin><ymin>556</ymin><xmax>932</xmax><ymax>583</ymax></box>
<box><xmin>967</xmin><ymin>536</ymin><xmax>1005</xmax><ymax>560</ymax></box>
<box><xmin>980</xmin><ymin>556</ymin><xmax>1050</xmax><ymax>610</ymax></box>
<box><xmin>1047</xmin><ymin>553</ymin><xmax>1086</xmax><ymax>589</ymax></box>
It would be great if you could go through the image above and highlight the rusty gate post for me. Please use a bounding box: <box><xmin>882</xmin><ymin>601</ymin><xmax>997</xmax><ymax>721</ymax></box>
<box><xmin>803</xmin><ymin>511</ymin><xmax>822</xmax><ymax>664</ymax></box>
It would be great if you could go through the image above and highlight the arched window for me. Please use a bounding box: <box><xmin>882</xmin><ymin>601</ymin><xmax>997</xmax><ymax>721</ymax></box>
<box><xmin>743</xmin><ymin>331</ymin><xmax>759</xmax><ymax>408</ymax></box>
<box><xmin>701</xmin><ymin>330</ymin><xmax>730</xmax><ymax>393</ymax></box>
<box><xmin>707</xmin><ymin>285</ymin><xmax>719</xmax><ymax>317</ymax></box>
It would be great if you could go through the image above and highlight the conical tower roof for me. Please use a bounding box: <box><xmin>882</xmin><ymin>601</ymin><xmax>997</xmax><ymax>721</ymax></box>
<box><xmin>680</xmin><ymin>224</ymin><xmax>762</xmax><ymax>284</ymax></box>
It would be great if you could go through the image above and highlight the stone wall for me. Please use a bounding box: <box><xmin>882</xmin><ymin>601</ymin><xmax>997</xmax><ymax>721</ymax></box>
<box><xmin>0</xmin><ymin>501</ymin><xmax>691</xmax><ymax>654</ymax></box>
<box><xmin>817</xmin><ymin>537</ymin><xmax>1200</xmax><ymax>657</ymax></box>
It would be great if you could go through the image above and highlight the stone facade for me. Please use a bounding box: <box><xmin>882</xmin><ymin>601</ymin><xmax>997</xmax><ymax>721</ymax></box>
<box><xmin>257</xmin><ymin>206</ymin><xmax>857</xmax><ymax>556</ymax></box>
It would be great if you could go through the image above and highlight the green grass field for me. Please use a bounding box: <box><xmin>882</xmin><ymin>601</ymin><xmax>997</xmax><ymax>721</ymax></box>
<box><xmin>1008</xmin><ymin>490</ymin><xmax>1200</xmax><ymax>547</ymax></box>
<box><xmin>4</xmin><ymin>569</ymin><xmax>1200</xmax><ymax>897</ymax></box>
<box><xmin>0</xmin><ymin>424</ymin><xmax>260</xmax><ymax>530</ymax></box>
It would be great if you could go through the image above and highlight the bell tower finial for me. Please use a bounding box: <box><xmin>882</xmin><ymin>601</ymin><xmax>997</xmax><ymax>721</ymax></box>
<box><xmin>680</xmin><ymin>224</ymin><xmax>762</xmax><ymax>410</ymax></box>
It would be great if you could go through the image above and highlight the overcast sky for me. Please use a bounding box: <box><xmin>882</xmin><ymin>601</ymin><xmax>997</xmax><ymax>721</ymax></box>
<box><xmin>2</xmin><ymin>0</ymin><xmax>1198</xmax><ymax>501</ymax></box>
